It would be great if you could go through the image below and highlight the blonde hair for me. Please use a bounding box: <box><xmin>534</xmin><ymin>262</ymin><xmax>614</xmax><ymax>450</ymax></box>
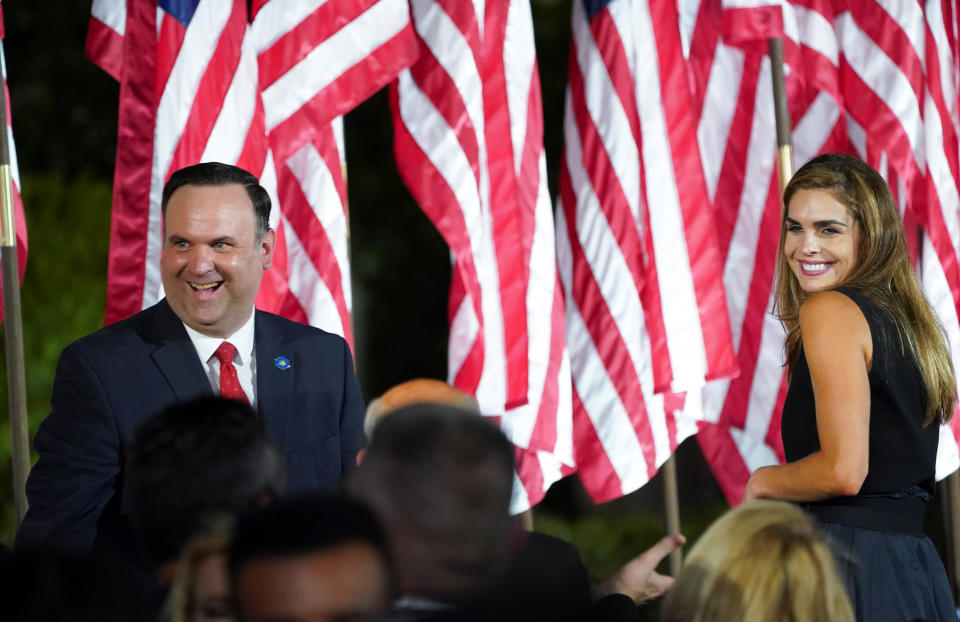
<box><xmin>164</xmin><ymin>515</ymin><xmax>234</xmax><ymax>622</ymax></box>
<box><xmin>775</xmin><ymin>153</ymin><xmax>956</xmax><ymax>425</ymax></box>
<box><xmin>663</xmin><ymin>501</ymin><xmax>853</xmax><ymax>622</ymax></box>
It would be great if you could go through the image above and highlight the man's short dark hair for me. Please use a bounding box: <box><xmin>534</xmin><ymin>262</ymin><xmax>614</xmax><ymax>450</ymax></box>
<box><xmin>128</xmin><ymin>396</ymin><xmax>287</xmax><ymax>566</ymax></box>
<box><xmin>348</xmin><ymin>403</ymin><xmax>515</xmax><ymax>602</ymax></box>
<box><xmin>228</xmin><ymin>494</ymin><xmax>393</xmax><ymax>591</ymax></box>
<box><xmin>162</xmin><ymin>162</ymin><xmax>271</xmax><ymax>239</ymax></box>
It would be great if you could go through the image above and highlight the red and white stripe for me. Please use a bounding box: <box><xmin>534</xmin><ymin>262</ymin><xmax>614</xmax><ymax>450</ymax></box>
<box><xmin>252</xmin><ymin>0</ymin><xmax>416</xmax><ymax>165</ymax></box>
<box><xmin>390</xmin><ymin>0</ymin><xmax>572</xmax><ymax>511</ymax></box>
<box><xmin>688</xmin><ymin>0</ymin><xmax>847</xmax><ymax>504</ymax></box>
<box><xmin>690</xmin><ymin>0</ymin><xmax>960</xmax><ymax>503</ymax></box>
<box><xmin>89</xmin><ymin>0</ymin><xmax>417</xmax><ymax>349</ymax></box>
<box><xmin>0</xmin><ymin>0</ymin><xmax>27</xmax><ymax>321</ymax></box>
<box><xmin>86</xmin><ymin>0</ymin><xmax>125</xmax><ymax>81</ymax></box>
<box><xmin>556</xmin><ymin>0</ymin><xmax>737</xmax><ymax>503</ymax></box>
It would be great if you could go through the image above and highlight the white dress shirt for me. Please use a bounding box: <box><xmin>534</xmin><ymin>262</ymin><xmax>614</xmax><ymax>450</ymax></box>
<box><xmin>183</xmin><ymin>310</ymin><xmax>257</xmax><ymax>407</ymax></box>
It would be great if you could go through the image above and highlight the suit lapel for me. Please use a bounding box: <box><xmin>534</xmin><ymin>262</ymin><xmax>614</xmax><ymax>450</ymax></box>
<box><xmin>255</xmin><ymin>311</ymin><xmax>294</xmax><ymax>451</ymax></box>
<box><xmin>148</xmin><ymin>300</ymin><xmax>213</xmax><ymax>402</ymax></box>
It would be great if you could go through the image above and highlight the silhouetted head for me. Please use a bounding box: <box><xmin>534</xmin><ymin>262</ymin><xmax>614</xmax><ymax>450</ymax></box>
<box><xmin>229</xmin><ymin>495</ymin><xmax>393</xmax><ymax>622</ymax></box>
<box><xmin>349</xmin><ymin>403</ymin><xmax>514</xmax><ymax>603</ymax></box>
<box><xmin>128</xmin><ymin>396</ymin><xmax>286</xmax><ymax>569</ymax></box>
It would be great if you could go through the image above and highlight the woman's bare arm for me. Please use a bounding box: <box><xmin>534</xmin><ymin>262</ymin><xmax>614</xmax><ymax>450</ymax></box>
<box><xmin>743</xmin><ymin>290</ymin><xmax>872</xmax><ymax>502</ymax></box>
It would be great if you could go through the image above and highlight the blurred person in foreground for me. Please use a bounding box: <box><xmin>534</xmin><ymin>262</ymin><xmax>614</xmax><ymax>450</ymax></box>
<box><xmin>165</xmin><ymin>516</ymin><xmax>234</xmax><ymax>622</ymax></box>
<box><xmin>229</xmin><ymin>494</ymin><xmax>393</xmax><ymax>622</ymax></box>
<box><xmin>128</xmin><ymin>396</ymin><xmax>286</xmax><ymax>586</ymax></box>
<box><xmin>18</xmin><ymin>162</ymin><xmax>364</xmax><ymax>562</ymax></box>
<box><xmin>663</xmin><ymin>500</ymin><xmax>853</xmax><ymax>622</ymax></box>
<box><xmin>0</xmin><ymin>551</ymin><xmax>158</xmax><ymax>622</ymax></box>
<box><xmin>353</xmin><ymin>396</ymin><xmax>682</xmax><ymax>621</ymax></box>
<box><xmin>744</xmin><ymin>153</ymin><xmax>955</xmax><ymax>619</ymax></box>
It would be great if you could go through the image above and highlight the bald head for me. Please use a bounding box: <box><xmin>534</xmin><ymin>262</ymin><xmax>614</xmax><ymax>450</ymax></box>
<box><xmin>364</xmin><ymin>379</ymin><xmax>478</xmax><ymax>439</ymax></box>
<box><xmin>349</xmin><ymin>403</ymin><xmax>514</xmax><ymax>603</ymax></box>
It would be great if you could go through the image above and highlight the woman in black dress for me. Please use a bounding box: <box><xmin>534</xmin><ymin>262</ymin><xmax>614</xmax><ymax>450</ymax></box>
<box><xmin>744</xmin><ymin>153</ymin><xmax>956</xmax><ymax>621</ymax></box>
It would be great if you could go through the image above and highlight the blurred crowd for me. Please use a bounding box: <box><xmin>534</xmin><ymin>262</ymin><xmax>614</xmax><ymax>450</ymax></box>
<box><xmin>0</xmin><ymin>162</ymin><xmax>865</xmax><ymax>621</ymax></box>
<box><xmin>0</xmin><ymin>379</ymin><xmax>854</xmax><ymax>622</ymax></box>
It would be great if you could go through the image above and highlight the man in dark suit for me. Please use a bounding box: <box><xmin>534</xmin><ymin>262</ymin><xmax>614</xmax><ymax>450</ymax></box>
<box><xmin>15</xmin><ymin>162</ymin><xmax>365</xmax><ymax>561</ymax></box>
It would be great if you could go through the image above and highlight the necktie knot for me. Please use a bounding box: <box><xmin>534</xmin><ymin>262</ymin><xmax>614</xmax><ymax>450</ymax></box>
<box><xmin>214</xmin><ymin>341</ymin><xmax>248</xmax><ymax>404</ymax></box>
<box><xmin>214</xmin><ymin>341</ymin><xmax>238</xmax><ymax>365</ymax></box>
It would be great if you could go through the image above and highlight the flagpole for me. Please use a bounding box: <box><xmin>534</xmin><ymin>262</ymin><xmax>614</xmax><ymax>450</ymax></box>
<box><xmin>662</xmin><ymin>455</ymin><xmax>682</xmax><ymax>576</ymax></box>
<box><xmin>768</xmin><ymin>39</ymin><xmax>794</xmax><ymax>192</ymax></box>
<box><xmin>0</xmin><ymin>40</ymin><xmax>29</xmax><ymax>523</ymax></box>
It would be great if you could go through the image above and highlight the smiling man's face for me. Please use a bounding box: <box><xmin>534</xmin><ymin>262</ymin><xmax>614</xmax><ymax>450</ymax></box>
<box><xmin>161</xmin><ymin>183</ymin><xmax>275</xmax><ymax>338</ymax></box>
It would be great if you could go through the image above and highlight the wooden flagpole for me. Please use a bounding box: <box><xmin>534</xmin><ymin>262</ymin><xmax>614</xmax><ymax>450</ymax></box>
<box><xmin>0</xmin><ymin>41</ymin><xmax>30</xmax><ymax>523</ymax></box>
<box><xmin>662</xmin><ymin>455</ymin><xmax>682</xmax><ymax>576</ymax></box>
<box><xmin>768</xmin><ymin>39</ymin><xmax>794</xmax><ymax>194</ymax></box>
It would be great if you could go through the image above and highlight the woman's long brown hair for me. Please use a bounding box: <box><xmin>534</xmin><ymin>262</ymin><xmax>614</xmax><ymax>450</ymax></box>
<box><xmin>774</xmin><ymin>153</ymin><xmax>956</xmax><ymax>425</ymax></box>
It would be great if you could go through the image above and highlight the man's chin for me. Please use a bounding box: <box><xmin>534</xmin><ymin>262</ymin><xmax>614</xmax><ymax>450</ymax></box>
<box><xmin>175</xmin><ymin>306</ymin><xmax>229</xmax><ymax>337</ymax></box>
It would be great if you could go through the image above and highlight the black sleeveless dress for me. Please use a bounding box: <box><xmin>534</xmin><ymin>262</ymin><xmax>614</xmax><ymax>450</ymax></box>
<box><xmin>780</xmin><ymin>287</ymin><xmax>954</xmax><ymax>621</ymax></box>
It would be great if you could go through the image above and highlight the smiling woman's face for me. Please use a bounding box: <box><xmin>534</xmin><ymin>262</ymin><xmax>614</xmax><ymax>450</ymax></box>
<box><xmin>784</xmin><ymin>189</ymin><xmax>860</xmax><ymax>293</ymax></box>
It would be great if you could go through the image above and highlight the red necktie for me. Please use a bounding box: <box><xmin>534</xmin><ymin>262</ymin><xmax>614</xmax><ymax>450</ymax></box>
<box><xmin>214</xmin><ymin>341</ymin><xmax>249</xmax><ymax>404</ymax></box>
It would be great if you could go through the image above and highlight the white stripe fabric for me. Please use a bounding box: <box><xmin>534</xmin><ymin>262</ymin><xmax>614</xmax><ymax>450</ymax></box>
<box><xmin>391</xmin><ymin>0</ymin><xmax>573</xmax><ymax>512</ymax></box>
<box><xmin>90</xmin><ymin>0</ymin><xmax>417</xmax><ymax>352</ymax></box>
<box><xmin>557</xmin><ymin>0</ymin><xmax>737</xmax><ymax>503</ymax></box>
<box><xmin>692</xmin><ymin>0</ymin><xmax>960</xmax><ymax>503</ymax></box>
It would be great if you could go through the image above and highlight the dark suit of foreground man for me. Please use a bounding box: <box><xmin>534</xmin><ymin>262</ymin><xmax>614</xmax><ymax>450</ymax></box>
<box><xmin>16</xmin><ymin>162</ymin><xmax>365</xmax><ymax>559</ymax></box>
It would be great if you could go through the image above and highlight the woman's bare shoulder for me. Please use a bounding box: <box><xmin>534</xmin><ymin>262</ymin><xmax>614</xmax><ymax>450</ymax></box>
<box><xmin>799</xmin><ymin>290</ymin><xmax>871</xmax><ymax>352</ymax></box>
<box><xmin>799</xmin><ymin>290</ymin><xmax>862</xmax><ymax>321</ymax></box>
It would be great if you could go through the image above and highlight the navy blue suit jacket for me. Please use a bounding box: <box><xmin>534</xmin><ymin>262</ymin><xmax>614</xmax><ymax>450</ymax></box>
<box><xmin>15</xmin><ymin>299</ymin><xmax>365</xmax><ymax>557</ymax></box>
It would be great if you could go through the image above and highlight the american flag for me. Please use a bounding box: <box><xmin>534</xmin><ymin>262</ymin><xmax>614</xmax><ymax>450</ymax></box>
<box><xmin>689</xmin><ymin>0</ymin><xmax>960</xmax><ymax>503</ymax></box>
<box><xmin>86</xmin><ymin>0</ymin><xmax>417</xmax><ymax>346</ymax></box>
<box><xmin>0</xmin><ymin>0</ymin><xmax>27</xmax><ymax>320</ymax></box>
<box><xmin>390</xmin><ymin>0</ymin><xmax>573</xmax><ymax>511</ymax></box>
<box><xmin>555</xmin><ymin>0</ymin><xmax>738</xmax><ymax>503</ymax></box>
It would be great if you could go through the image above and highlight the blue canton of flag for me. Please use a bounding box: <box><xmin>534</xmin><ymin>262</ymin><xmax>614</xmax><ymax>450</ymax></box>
<box><xmin>158</xmin><ymin>0</ymin><xmax>200</xmax><ymax>25</ymax></box>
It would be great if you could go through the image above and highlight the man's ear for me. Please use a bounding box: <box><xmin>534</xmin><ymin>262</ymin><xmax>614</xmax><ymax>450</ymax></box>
<box><xmin>260</xmin><ymin>228</ymin><xmax>277</xmax><ymax>270</ymax></box>
<box><xmin>355</xmin><ymin>448</ymin><xmax>366</xmax><ymax>466</ymax></box>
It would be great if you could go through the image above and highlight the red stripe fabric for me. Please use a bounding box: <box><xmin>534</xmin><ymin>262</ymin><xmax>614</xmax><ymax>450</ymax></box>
<box><xmin>168</xmin><ymin>3</ymin><xmax>246</xmax><ymax>176</ymax></box>
<box><xmin>394</xmin><ymin>0</ymin><xmax>573</xmax><ymax>512</ymax></box>
<box><xmin>651</xmin><ymin>0</ymin><xmax>738</xmax><ymax>383</ymax></box>
<box><xmin>268</xmin><ymin>26</ymin><xmax>417</xmax><ymax>166</ymax></box>
<box><xmin>91</xmin><ymin>0</ymin><xmax>416</xmax><ymax>347</ymax></box>
<box><xmin>256</xmin><ymin>0</ymin><xmax>381</xmax><ymax>89</ymax></box>
<box><xmin>85</xmin><ymin>14</ymin><xmax>124</xmax><ymax>81</ymax></box>
<box><xmin>0</xmin><ymin>6</ymin><xmax>28</xmax><ymax>325</ymax></box>
<box><xmin>557</xmin><ymin>0</ymin><xmax>736</xmax><ymax>504</ymax></box>
<box><xmin>155</xmin><ymin>15</ymin><xmax>185</xmax><ymax>101</ymax></box>
<box><xmin>389</xmin><ymin>83</ymin><xmax>488</xmax><ymax>375</ymax></box>
<box><xmin>571</xmin><ymin>387</ymin><xmax>624</xmax><ymax>502</ymax></box>
<box><xmin>483</xmin><ymin>4</ymin><xmax>530</xmax><ymax>409</ymax></box>
<box><xmin>693</xmin><ymin>0</ymin><xmax>960</xmax><ymax>502</ymax></box>
<box><xmin>559</xmin><ymin>160</ymin><xmax>659</xmax><ymax>483</ymax></box>
<box><xmin>103</xmin><ymin>0</ymin><xmax>156</xmax><ymax>325</ymax></box>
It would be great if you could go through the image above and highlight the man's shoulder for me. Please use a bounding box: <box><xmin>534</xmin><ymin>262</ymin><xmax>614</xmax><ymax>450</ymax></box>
<box><xmin>64</xmin><ymin>301</ymin><xmax>177</xmax><ymax>355</ymax></box>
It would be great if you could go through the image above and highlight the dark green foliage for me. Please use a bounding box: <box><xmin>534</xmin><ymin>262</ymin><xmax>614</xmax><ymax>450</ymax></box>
<box><xmin>535</xmin><ymin>503</ymin><xmax>727</xmax><ymax>582</ymax></box>
<box><xmin>0</xmin><ymin>174</ymin><xmax>112</xmax><ymax>543</ymax></box>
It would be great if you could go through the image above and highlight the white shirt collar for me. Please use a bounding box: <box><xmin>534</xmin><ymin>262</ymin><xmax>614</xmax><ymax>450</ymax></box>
<box><xmin>182</xmin><ymin>309</ymin><xmax>256</xmax><ymax>365</ymax></box>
